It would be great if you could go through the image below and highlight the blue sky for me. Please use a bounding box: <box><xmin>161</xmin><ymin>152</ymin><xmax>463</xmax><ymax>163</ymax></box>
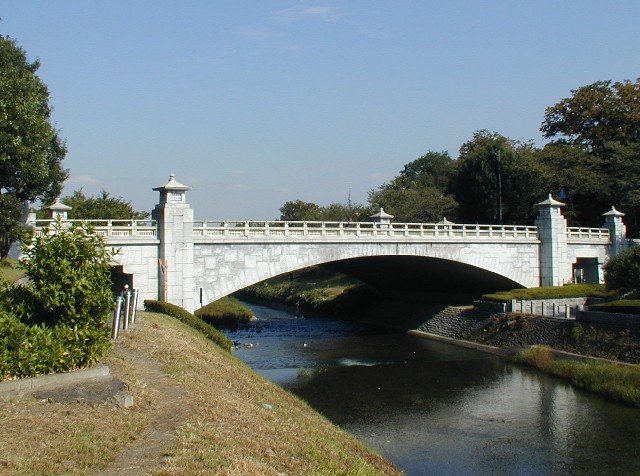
<box><xmin>3</xmin><ymin>1</ymin><xmax>639</xmax><ymax>219</ymax></box>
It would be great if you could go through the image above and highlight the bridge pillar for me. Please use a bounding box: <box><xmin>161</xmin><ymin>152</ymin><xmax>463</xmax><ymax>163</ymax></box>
<box><xmin>535</xmin><ymin>194</ymin><xmax>570</xmax><ymax>286</ymax></box>
<box><xmin>602</xmin><ymin>206</ymin><xmax>628</xmax><ymax>257</ymax></box>
<box><xmin>152</xmin><ymin>174</ymin><xmax>196</xmax><ymax>312</ymax></box>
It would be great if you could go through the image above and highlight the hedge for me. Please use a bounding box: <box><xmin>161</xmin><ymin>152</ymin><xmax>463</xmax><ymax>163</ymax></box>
<box><xmin>143</xmin><ymin>300</ymin><xmax>232</xmax><ymax>352</ymax></box>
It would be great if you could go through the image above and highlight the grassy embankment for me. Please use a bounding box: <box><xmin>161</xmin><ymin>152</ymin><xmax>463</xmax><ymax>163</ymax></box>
<box><xmin>0</xmin><ymin>309</ymin><xmax>400</xmax><ymax>475</ymax></box>
<box><xmin>236</xmin><ymin>266</ymin><xmax>377</xmax><ymax>318</ymax></box>
<box><xmin>513</xmin><ymin>346</ymin><xmax>640</xmax><ymax>406</ymax></box>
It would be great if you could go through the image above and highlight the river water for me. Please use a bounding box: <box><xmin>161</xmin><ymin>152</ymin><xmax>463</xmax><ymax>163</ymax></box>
<box><xmin>225</xmin><ymin>303</ymin><xmax>640</xmax><ymax>475</ymax></box>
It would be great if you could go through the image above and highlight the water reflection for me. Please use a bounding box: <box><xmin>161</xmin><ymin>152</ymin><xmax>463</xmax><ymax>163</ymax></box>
<box><xmin>227</xmin><ymin>303</ymin><xmax>640</xmax><ymax>475</ymax></box>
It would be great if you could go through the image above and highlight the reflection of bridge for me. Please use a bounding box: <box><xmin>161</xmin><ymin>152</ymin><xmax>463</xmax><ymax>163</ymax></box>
<box><xmin>31</xmin><ymin>175</ymin><xmax>631</xmax><ymax>312</ymax></box>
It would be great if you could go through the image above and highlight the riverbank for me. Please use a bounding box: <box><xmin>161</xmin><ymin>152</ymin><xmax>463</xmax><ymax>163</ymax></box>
<box><xmin>0</xmin><ymin>311</ymin><xmax>401</xmax><ymax>475</ymax></box>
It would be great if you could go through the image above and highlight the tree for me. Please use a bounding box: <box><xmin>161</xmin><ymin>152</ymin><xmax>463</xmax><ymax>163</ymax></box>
<box><xmin>541</xmin><ymin>79</ymin><xmax>640</xmax><ymax>154</ymax></box>
<box><xmin>451</xmin><ymin>131</ymin><xmax>527</xmax><ymax>224</ymax></box>
<box><xmin>541</xmin><ymin>79</ymin><xmax>640</xmax><ymax>234</ymax></box>
<box><xmin>279</xmin><ymin>200</ymin><xmax>321</xmax><ymax>221</ymax></box>
<box><xmin>368</xmin><ymin>151</ymin><xmax>458</xmax><ymax>222</ymax></box>
<box><xmin>278</xmin><ymin>199</ymin><xmax>370</xmax><ymax>222</ymax></box>
<box><xmin>60</xmin><ymin>189</ymin><xmax>149</xmax><ymax>220</ymax></box>
<box><xmin>0</xmin><ymin>35</ymin><xmax>67</xmax><ymax>258</ymax></box>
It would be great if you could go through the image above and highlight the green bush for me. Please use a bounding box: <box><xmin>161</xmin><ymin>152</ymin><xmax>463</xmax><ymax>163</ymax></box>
<box><xmin>0</xmin><ymin>221</ymin><xmax>114</xmax><ymax>380</ymax></box>
<box><xmin>0</xmin><ymin>308</ymin><xmax>110</xmax><ymax>380</ymax></box>
<box><xmin>144</xmin><ymin>300</ymin><xmax>232</xmax><ymax>352</ymax></box>
<box><xmin>20</xmin><ymin>221</ymin><xmax>115</xmax><ymax>328</ymax></box>
<box><xmin>604</xmin><ymin>246</ymin><xmax>640</xmax><ymax>294</ymax></box>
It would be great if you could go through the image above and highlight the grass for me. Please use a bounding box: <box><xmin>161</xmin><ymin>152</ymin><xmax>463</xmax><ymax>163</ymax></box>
<box><xmin>513</xmin><ymin>346</ymin><xmax>640</xmax><ymax>407</ymax></box>
<box><xmin>195</xmin><ymin>296</ymin><xmax>255</xmax><ymax>329</ymax></box>
<box><xmin>0</xmin><ymin>311</ymin><xmax>400</xmax><ymax>475</ymax></box>
<box><xmin>0</xmin><ymin>258</ymin><xmax>25</xmax><ymax>283</ymax></box>
<box><xmin>482</xmin><ymin>283</ymin><xmax>611</xmax><ymax>302</ymax></box>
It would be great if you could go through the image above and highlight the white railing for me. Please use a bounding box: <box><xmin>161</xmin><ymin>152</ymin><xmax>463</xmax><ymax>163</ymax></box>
<box><xmin>566</xmin><ymin>227</ymin><xmax>610</xmax><ymax>241</ymax></box>
<box><xmin>193</xmin><ymin>220</ymin><xmax>540</xmax><ymax>240</ymax></box>
<box><xmin>33</xmin><ymin>219</ymin><xmax>157</xmax><ymax>238</ymax></box>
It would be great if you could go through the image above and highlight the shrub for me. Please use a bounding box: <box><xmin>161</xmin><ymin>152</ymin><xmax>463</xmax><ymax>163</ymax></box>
<box><xmin>604</xmin><ymin>246</ymin><xmax>640</xmax><ymax>294</ymax></box>
<box><xmin>0</xmin><ymin>221</ymin><xmax>114</xmax><ymax>380</ymax></box>
<box><xmin>0</xmin><ymin>309</ymin><xmax>110</xmax><ymax>380</ymax></box>
<box><xmin>143</xmin><ymin>300</ymin><xmax>232</xmax><ymax>352</ymax></box>
<box><xmin>20</xmin><ymin>221</ymin><xmax>115</xmax><ymax>328</ymax></box>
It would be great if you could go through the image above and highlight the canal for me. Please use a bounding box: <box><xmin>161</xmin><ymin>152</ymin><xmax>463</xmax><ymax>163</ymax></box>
<box><xmin>225</xmin><ymin>303</ymin><xmax>640</xmax><ymax>475</ymax></box>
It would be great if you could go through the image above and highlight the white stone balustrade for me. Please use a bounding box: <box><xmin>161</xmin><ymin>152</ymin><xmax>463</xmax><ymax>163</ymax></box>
<box><xmin>192</xmin><ymin>220</ymin><xmax>541</xmax><ymax>241</ymax></box>
<box><xmin>33</xmin><ymin>219</ymin><xmax>157</xmax><ymax>238</ymax></box>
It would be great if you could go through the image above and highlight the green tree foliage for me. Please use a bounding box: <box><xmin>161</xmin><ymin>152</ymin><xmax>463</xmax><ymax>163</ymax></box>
<box><xmin>0</xmin><ymin>194</ymin><xmax>32</xmax><ymax>258</ymax></box>
<box><xmin>541</xmin><ymin>79</ymin><xmax>640</xmax><ymax>153</ymax></box>
<box><xmin>450</xmin><ymin>131</ymin><xmax>545</xmax><ymax>224</ymax></box>
<box><xmin>541</xmin><ymin>79</ymin><xmax>640</xmax><ymax>234</ymax></box>
<box><xmin>368</xmin><ymin>151</ymin><xmax>458</xmax><ymax>222</ymax></box>
<box><xmin>604</xmin><ymin>246</ymin><xmax>640</xmax><ymax>295</ymax></box>
<box><xmin>279</xmin><ymin>199</ymin><xmax>370</xmax><ymax>222</ymax></box>
<box><xmin>279</xmin><ymin>200</ymin><xmax>321</xmax><ymax>221</ymax></box>
<box><xmin>61</xmin><ymin>189</ymin><xmax>149</xmax><ymax>220</ymax></box>
<box><xmin>0</xmin><ymin>36</ymin><xmax>67</xmax><ymax>258</ymax></box>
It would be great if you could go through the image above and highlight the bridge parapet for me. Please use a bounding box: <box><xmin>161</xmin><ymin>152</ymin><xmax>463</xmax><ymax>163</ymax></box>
<box><xmin>33</xmin><ymin>219</ymin><xmax>157</xmax><ymax>239</ymax></box>
<box><xmin>566</xmin><ymin>227</ymin><xmax>610</xmax><ymax>242</ymax></box>
<box><xmin>193</xmin><ymin>220</ymin><xmax>540</xmax><ymax>241</ymax></box>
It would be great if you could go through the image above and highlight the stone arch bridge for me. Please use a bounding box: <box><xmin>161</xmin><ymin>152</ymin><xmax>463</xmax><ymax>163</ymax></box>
<box><xmin>30</xmin><ymin>175</ymin><xmax>631</xmax><ymax>312</ymax></box>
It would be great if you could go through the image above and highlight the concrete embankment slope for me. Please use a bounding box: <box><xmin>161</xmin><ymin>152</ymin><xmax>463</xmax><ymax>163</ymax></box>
<box><xmin>0</xmin><ymin>311</ymin><xmax>401</xmax><ymax>475</ymax></box>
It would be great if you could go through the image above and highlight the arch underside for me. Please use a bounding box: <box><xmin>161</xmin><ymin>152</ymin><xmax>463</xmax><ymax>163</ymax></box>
<box><xmin>196</xmin><ymin>244</ymin><xmax>529</xmax><ymax>304</ymax></box>
<box><xmin>323</xmin><ymin>255</ymin><xmax>523</xmax><ymax>296</ymax></box>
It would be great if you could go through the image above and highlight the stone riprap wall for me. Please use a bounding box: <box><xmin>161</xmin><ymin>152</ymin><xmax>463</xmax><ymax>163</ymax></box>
<box><xmin>416</xmin><ymin>306</ymin><xmax>497</xmax><ymax>339</ymax></box>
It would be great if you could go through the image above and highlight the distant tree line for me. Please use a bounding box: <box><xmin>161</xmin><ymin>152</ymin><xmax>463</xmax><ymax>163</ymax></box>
<box><xmin>280</xmin><ymin>79</ymin><xmax>640</xmax><ymax>236</ymax></box>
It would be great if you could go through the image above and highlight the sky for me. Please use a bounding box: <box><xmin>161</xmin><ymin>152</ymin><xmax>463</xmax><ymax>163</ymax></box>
<box><xmin>2</xmin><ymin>1</ymin><xmax>639</xmax><ymax>220</ymax></box>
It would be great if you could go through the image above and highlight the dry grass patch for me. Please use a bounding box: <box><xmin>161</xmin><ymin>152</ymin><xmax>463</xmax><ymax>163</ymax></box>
<box><xmin>0</xmin><ymin>340</ymin><xmax>159</xmax><ymax>476</ymax></box>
